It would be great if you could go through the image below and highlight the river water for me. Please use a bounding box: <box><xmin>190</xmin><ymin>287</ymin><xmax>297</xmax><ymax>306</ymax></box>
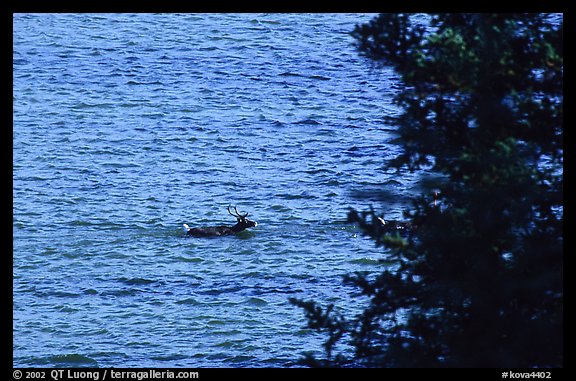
<box><xmin>13</xmin><ymin>13</ymin><xmax>423</xmax><ymax>367</ymax></box>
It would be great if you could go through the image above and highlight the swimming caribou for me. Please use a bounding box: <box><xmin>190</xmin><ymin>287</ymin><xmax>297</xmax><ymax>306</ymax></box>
<box><xmin>183</xmin><ymin>205</ymin><xmax>257</xmax><ymax>237</ymax></box>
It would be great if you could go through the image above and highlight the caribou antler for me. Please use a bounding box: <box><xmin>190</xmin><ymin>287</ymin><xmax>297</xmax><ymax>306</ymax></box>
<box><xmin>228</xmin><ymin>204</ymin><xmax>249</xmax><ymax>219</ymax></box>
<box><xmin>235</xmin><ymin>206</ymin><xmax>249</xmax><ymax>218</ymax></box>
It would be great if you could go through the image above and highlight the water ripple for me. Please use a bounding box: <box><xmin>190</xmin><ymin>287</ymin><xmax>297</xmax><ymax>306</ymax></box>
<box><xmin>13</xmin><ymin>13</ymin><xmax>418</xmax><ymax>368</ymax></box>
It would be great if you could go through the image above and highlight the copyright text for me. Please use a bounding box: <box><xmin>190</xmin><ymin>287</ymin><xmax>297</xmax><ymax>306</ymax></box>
<box><xmin>12</xmin><ymin>369</ymin><xmax>199</xmax><ymax>381</ymax></box>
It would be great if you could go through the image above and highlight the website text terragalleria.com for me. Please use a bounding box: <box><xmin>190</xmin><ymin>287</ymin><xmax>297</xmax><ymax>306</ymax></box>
<box><xmin>76</xmin><ymin>370</ymin><xmax>196</xmax><ymax>380</ymax></box>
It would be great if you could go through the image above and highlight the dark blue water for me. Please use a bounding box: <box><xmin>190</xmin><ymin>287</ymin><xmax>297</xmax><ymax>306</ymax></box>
<box><xmin>13</xmin><ymin>13</ymin><xmax>423</xmax><ymax>367</ymax></box>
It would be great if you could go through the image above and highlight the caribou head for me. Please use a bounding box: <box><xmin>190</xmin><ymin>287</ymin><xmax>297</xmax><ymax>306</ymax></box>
<box><xmin>227</xmin><ymin>205</ymin><xmax>258</xmax><ymax>233</ymax></box>
<box><xmin>183</xmin><ymin>205</ymin><xmax>257</xmax><ymax>237</ymax></box>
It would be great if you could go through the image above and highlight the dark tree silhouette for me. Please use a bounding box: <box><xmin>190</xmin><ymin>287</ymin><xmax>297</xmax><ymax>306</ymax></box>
<box><xmin>291</xmin><ymin>13</ymin><xmax>562</xmax><ymax>367</ymax></box>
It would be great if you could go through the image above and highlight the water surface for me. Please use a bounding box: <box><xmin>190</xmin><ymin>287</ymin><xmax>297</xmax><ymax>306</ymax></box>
<box><xmin>13</xmin><ymin>13</ymin><xmax>420</xmax><ymax>367</ymax></box>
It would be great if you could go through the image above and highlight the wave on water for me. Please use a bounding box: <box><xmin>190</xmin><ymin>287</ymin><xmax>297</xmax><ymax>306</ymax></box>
<box><xmin>13</xmin><ymin>13</ymin><xmax>410</xmax><ymax>368</ymax></box>
<box><xmin>32</xmin><ymin>354</ymin><xmax>99</xmax><ymax>367</ymax></box>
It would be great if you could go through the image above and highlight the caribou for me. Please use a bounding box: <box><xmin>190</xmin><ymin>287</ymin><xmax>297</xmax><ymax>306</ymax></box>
<box><xmin>183</xmin><ymin>205</ymin><xmax>257</xmax><ymax>237</ymax></box>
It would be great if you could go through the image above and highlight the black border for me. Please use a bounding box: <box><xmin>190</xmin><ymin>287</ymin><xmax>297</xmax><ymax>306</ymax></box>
<box><xmin>8</xmin><ymin>0</ymin><xmax>570</xmax><ymax>14</ymax></box>
<box><xmin>8</xmin><ymin>1</ymin><xmax>570</xmax><ymax>374</ymax></box>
